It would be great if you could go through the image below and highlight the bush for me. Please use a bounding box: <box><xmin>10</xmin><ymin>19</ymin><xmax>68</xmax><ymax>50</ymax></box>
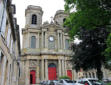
<box><xmin>107</xmin><ymin>83</ymin><xmax>111</xmax><ymax>85</ymax></box>
<box><xmin>59</xmin><ymin>76</ymin><xmax>70</xmax><ymax>80</ymax></box>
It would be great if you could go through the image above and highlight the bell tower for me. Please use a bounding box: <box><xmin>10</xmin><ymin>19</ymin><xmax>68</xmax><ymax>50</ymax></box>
<box><xmin>25</xmin><ymin>5</ymin><xmax>43</xmax><ymax>28</ymax></box>
<box><xmin>54</xmin><ymin>10</ymin><xmax>68</xmax><ymax>27</ymax></box>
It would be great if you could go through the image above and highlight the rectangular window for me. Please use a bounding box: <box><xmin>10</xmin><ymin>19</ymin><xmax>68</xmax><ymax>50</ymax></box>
<box><xmin>10</xmin><ymin>39</ymin><xmax>13</xmax><ymax>54</ymax></box>
<box><xmin>65</xmin><ymin>39</ymin><xmax>69</xmax><ymax>50</ymax></box>
<box><xmin>0</xmin><ymin>1</ymin><xmax>4</xmax><ymax>28</ymax></box>
<box><xmin>31</xmin><ymin>36</ymin><xmax>36</xmax><ymax>48</ymax></box>
<box><xmin>1</xmin><ymin>10</ymin><xmax>7</xmax><ymax>37</ymax></box>
<box><xmin>7</xmin><ymin>27</ymin><xmax>11</xmax><ymax>47</ymax></box>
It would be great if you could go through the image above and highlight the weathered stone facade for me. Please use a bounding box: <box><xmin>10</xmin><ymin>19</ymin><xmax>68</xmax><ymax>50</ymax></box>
<box><xmin>21</xmin><ymin>5</ymin><xmax>111</xmax><ymax>85</ymax></box>
<box><xmin>0</xmin><ymin>0</ymin><xmax>21</xmax><ymax>85</ymax></box>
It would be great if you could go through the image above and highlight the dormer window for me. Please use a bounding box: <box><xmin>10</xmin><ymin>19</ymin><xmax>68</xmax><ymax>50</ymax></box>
<box><xmin>32</xmin><ymin>14</ymin><xmax>37</xmax><ymax>24</ymax></box>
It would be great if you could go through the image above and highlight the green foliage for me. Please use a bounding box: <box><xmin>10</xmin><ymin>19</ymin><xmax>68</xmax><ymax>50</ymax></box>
<box><xmin>104</xmin><ymin>33</ymin><xmax>111</xmax><ymax>70</ymax></box>
<box><xmin>107</xmin><ymin>83</ymin><xmax>111</xmax><ymax>85</ymax></box>
<box><xmin>59</xmin><ymin>76</ymin><xmax>70</xmax><ymax>80</ymax></box>
<box><xmin>64</xmin><ymin>0</ymin><xmax>111</xmax><ymax>80</ymax></box>
<box><xmin>104</xmin><ymin>33</ymin><xmax>111</xmax><ymax>60</ymax></box>
<box><xmin>71</xmin><ymin>28</ymin><xmax>108</xmax><ymax>80</ymax></box>
<box><xmin>64</xmin><ymin>0</ymin><xmax>111</xmax><ymax>38</ymax></box>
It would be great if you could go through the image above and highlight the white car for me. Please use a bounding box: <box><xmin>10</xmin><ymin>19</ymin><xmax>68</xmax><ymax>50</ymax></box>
<box><xmin>75</xmin><ymin>78</ymin><xmax>102</xmax><ymax>85</ymax></box>
<box><xmin>57</xmin><ymin>79</ymin><xmax>75</xmax><ymax>85</ymax></box>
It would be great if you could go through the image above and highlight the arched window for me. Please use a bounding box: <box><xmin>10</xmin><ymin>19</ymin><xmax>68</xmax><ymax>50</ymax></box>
<box><xmin>32</xmin><ymin>14</ymin><xmax>37</xmax><ymax>24</ymax></box>
<box><xmin>63</xmin><ymin>18</ymin><xmax>66</xmax><ymax>23</ymax></box>
<box><xmin>48</xmin><ymin>63</ymin><xmax>56</xmax><ymax>68</ymax></box>
<box><xmin>63</xmin><ymin>18</ymin><xmax>66</xmax><ymax>27</ymax></box>
<box><xmin>31</xmin><ymin>36</ymin><xmax>36</xmax><ymax>48</ymax></box>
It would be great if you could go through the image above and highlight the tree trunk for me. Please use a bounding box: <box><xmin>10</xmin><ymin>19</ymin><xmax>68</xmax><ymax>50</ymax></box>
<box><xmin>96</xmin><ymin>66</ymin><xmax>103</xmax><ymax>80</ymax></box>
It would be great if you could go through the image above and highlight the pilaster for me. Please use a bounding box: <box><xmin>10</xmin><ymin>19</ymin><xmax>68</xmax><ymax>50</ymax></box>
<box><xmin>25</xmin><ymin>60</ymin><xmax>29</xmax><ymax>85</ymax></box>
<box><xmin>37</xmin><ymin>32</ymin><xmax>40</xmax><ymax>48</ymax></box>
<box><xmin>0</xmin><ymin>56</ymin><xmax>7</xmax><ymax>85</ymax></box>
<box><xmin>41</xmin><ymin>59</ymin><xmax>44</xmax><ymax>80</ymax></box>
<box><xmin>62</xmin><ymin>59</ymin><xmax>65</xmax><ymax>76</ymax></box>
<box><xmin>58</xmin><ymin>59</ymin><xmax>61</xmax><ymax>77</ymax></box>
<box><xmin>57</xmin><ymin>32</ymin><xmax>60</xmax><ymax>49</ymax></box>
<box><xmin>61</xmin><ymin>33</ymin><xmax>63</xmax><ymax>49</ymax></box>
<box><xmin>45</xmin><ymin>59</ymin><xmax>48</xmax><ymax>80</ymax></box>
<box><xmin>41</xmin><ymin>31</ymin><xmax>44</xmax><ymax>48</ymax></box>
<box><xmin>36</xmin><ymin>60</ymin><xmax>40</xmax><ymax>83</ymax></box>
<box><xmin>45</xmin><ymin>31</ymin><xmax>48</xmax><ymax>48</ymax></box>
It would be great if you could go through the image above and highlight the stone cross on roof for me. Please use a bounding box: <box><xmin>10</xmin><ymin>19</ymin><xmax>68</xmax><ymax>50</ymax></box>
<box><xmin>50</xmin><ymin>16</ymin><xmax>54</xmax><ymax>24</ymax></box>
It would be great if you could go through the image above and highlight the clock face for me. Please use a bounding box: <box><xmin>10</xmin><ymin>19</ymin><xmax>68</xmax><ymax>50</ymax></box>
<box><xmin>49</xmin><ymin>36</ymin><xmax>54</xmax><ymax>41</ymax></box>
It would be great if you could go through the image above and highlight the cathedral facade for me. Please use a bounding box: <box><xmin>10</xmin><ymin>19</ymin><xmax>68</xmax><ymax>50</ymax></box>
<box><xmin>20</xmin><ymin>5</ymin><xmax>111</xmax><ymax>85</ymax></box>
<box><xmin>21</xmin><ymin>5</ymin><xmax>76</xmax><ymax>84</ymax></box>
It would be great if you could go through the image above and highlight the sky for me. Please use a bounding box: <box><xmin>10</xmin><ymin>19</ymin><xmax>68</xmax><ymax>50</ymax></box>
<box><xmin>12</xmin><ymin>0</ymin><xmax>65</xmax><ymax>47</ymax></box>
<box><xmin>12</xmin><ymin>0</ymin><xmax>65</xmax><ymax>28</ymax></box>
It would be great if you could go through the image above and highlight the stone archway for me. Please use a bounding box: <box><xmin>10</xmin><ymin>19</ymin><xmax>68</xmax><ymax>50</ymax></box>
<box><xmin>48</xmin><ymin>63</ymin><xmax>57</xmax><ymax>80</ymax></box>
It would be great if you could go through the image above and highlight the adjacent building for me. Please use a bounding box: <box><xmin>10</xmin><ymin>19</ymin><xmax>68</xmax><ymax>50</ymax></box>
<box><xmin>0</xmin><ymin>0</ymin><xmax>21</xmax><ymax>85</ymax></box>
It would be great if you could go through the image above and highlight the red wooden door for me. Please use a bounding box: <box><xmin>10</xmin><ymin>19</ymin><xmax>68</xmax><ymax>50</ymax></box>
<box><xmin>67</xmin><ymin>70</ymin><xmax>72</xmax><ymax>80</ymax></box>
<box><xmin>30</xmin><ymin>70</ymin><xmax>36</xmax><ymax>84</ymax></box>
<box><xmin>48</xmin><ymin>67</ymin><xmax>57</xmax><ymax>80</ymax></box>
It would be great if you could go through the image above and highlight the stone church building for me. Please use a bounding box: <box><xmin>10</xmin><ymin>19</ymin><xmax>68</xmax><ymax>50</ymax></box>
<box><xmin>20</xmin><ymin>5</ymin><xmax>111</xmax><ymax>85</ymax></box>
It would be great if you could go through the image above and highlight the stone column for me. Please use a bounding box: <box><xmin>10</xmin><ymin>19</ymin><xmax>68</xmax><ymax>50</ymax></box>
<box><xmin>60</xmin><ymin>33</ymin><xmax>63</xmax><ymax>49</ymax></box>
<box><xmin>41</xmin><ymin>59</ymin><xmax>44</xmax><ymax>80</ymax></box>
<box><xmin>28</xmin><ymin>32</ymin><xmax>30</xmax><ymax>48</ymax></box>
<box><xmin>63</xmin><ymin>33</ymin><xmax>65</xmax><ymax>49</ymax></box>
<box><xmin>94</xmin><ymin>71</ymin><xmax>97</xmax><ymax>78</ymax></box>
<box><xmin>0</xmin><ymin>56</ymin><xmax>7</xmax><ymax>85</ymax></box>
<box><xmin>58</xmin><ymin>59</ymin><xmax>61</xmax><ymax>77</ymax></box>
<box><xmin>37</xmin><ymin>32</ymin><xmax>39</xmax><ymax>48</ymax></box>
<box><xmin>45</xmin><ymin>59</ymin><xmax>48</xmax><ymax>80</ymax></box>
<box><xmin>73</xmin><ymin>70</ymin><xmax>77</xmax><ymax>80</ymax></box>
<box><xmin>62</xmin><ymin>59</ymin><xmax>65</xmax><ymax>76</ymax></box>
<box><xmin>64</xmin><ymin>59</ymin><xmax>67</xmax><ymax>75</ymax></box>
<box><xmin>36</xmin><ymin>60</ymin><xmax>40</xmax><ymax>83</ymax></box>
<box><xmin>45</xmin><ymin>31</ymin><xmax>48</xmax><ymax>48</ymax></box>
<box><xmin>41</xmin><ymin>31</ymin><xmax>44</xmax><ymax>48</ymax></box>
<box><xmin>58</xmin><ymin>32</ymin><xmax>60</xmax><ymax>49</ymax></box>
<box><xmin>25</xmin><ymin>60</ymin><xmax>30</xmax><ymax>85</ymax></box>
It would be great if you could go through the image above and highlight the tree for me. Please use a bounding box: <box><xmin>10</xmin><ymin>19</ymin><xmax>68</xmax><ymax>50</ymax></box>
<box><xmin>71</xmin><ymin>27</ymin><xmax>108</xmax><ymax>80</ymax></box>
<box><xmin>64</xmin><ymin>0</ymin><xmax>111</xmax><ymax>80</ymax></box>
<box><xmin>104</xmin><ymin>33</ymin><xmax>111</xmax><ymax>70</ymax></box>
<box><xmin>64</xmin><ymin>0</ymin><xmax>111</xmax><ymax>38</ymax></box>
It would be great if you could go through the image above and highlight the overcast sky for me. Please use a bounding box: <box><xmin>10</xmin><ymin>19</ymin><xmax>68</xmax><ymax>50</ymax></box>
<box><xmin>12</xmin><ymin>0</ymin><xmax>65</xmax><ymax>28</ymax></box>
<box><xmin>12</xmin><ymin>0</ymin><xmax>65</xmax><ymax>47</ymax></box>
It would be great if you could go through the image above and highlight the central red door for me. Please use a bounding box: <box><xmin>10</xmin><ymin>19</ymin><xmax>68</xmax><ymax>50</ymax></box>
<box><xmin>48</xmin><ymin>63</ymin><xmax>57</xmax><ymax>80</ymax></box>
<box><xmin>67</xmin><ymin>70</ymin><xmax>72</xmax><ymax>80</ymax></box>
<box><xmin>30</xmin><ymin>70</ymin><xmax>36</xmax><ymax>84</ymax></box>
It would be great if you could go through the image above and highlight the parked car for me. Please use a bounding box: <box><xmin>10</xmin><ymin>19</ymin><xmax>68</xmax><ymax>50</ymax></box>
<box><xmin>53</xmin><ymin>80</ymin><xmax>59</xmax><ymax>85</ymax></box>
<box><xmin>57</xmin><ymin>79</ymin><xmax>75</xmax><ymax>85</ymax></box>
<box><xmin>46</xmin><ymin>80</ymin><xmax>59</xmax><ymax>85</ymax></box>
<box><xmin>75</xmin><ymin>78</ymin><xmax>102</xmax><ymax>85</ymax></box>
